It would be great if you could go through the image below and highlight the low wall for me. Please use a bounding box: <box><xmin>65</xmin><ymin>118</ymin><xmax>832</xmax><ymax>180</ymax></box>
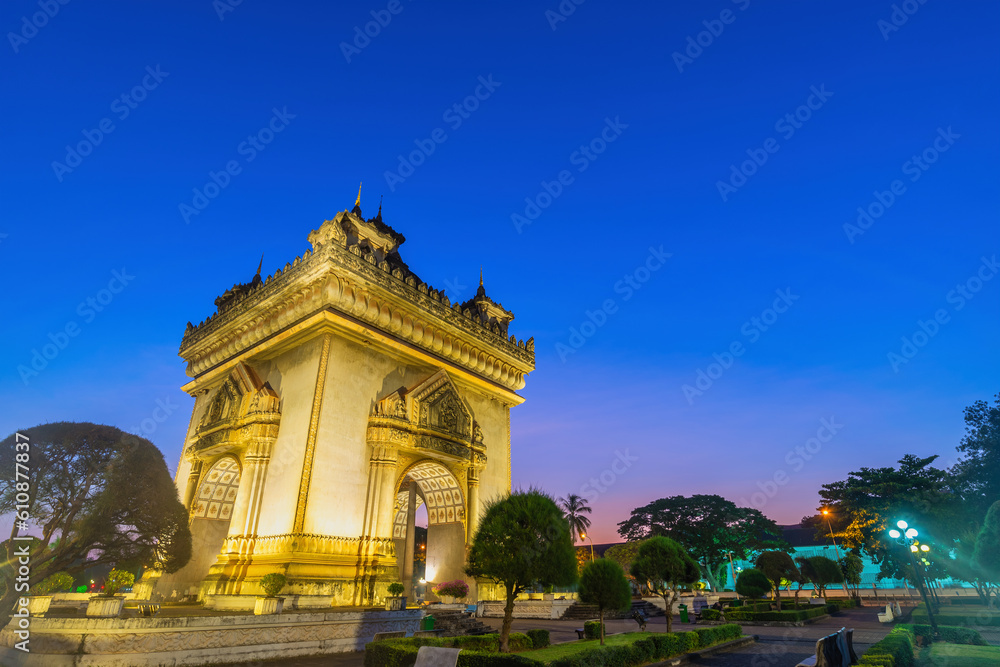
<box><xmin>478</xmin><ymin>599</ymin><xmax>575</xmax><ymax>619</ymax></box>
<box><xmin>0</xmin><ymin>608</ymin><xmax>421</xmax><ymax>667</ymax></box>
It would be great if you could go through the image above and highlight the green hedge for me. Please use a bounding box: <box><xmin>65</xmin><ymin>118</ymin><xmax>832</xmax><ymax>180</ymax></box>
<box><xmin>366</xmin><ymin>625</ymin><xmax>743</xmax><ymax>667</ymax></box>
<box><xmin>700</xmin><ymin>608</ymin><xmax>722</xmax><ymax>621</ymax></box>
<box><xmin>912</xmin><ymin>605</ymin><xmax>1000</xmax><ymax>626</ymax></box>
<box><xmin>548</xmin><ymin>626</ymin><xmax>739</xmax><ymax>667</ymax></box>
<box><xmin>724</xmin><ymin>606</ymin><xmax>828</xmax><ymax>622</ymax></box>
<box><xmin>364</xmin><ymin>634</ymin><xmax>535</xmax><ymax>667</ymax></box>
<box><xmin>897</xmin><ymin>623</ymin><xmax>986</xmax><ymax>646</ymax></box>
<box><xmin>526</xmin><ymin>629</ymin><xmax>549</xmax><ymax>649</ymax></box>
<box><xmin>858</xmin><ymin>626</ymin><xmax>915</xmax><ymax>667</ymax></box>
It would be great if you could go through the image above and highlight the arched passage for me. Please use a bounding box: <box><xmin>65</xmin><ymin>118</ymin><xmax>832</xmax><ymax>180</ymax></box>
<box><xmin>157</xmin><ymin>456</ymin><xmax>242</xmax><ymax>598</ymax></box>
<box><xmin>395</xmin><ymin>460</ymin><xmax>468</xmax><ymax>600</ymax></box>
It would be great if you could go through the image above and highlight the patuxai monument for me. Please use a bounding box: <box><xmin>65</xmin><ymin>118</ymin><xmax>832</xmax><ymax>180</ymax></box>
<box><xmin>152</xmin><ymin>194</ymin><xmax>535</xmax><ymax>609</ymax></box>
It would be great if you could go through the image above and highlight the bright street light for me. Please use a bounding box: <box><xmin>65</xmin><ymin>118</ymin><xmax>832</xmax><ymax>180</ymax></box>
<box><xmin>897</xmin><ymin>520</ymin><xmax>908</xmax><ymax>529</ymax></box>
<box><xmin>888</xmin><ymin>519</ymin><xmax>939</xmax><ymax>641</ymax></box>
<box><xmin>889</xmin><ymin>529</ymin><xmax>900</xmax><ymax>538</ymax></box>
<box><xmin>905</xmin><ymin>528</ymin><xmax>918</xmax><ymax>539</ymax></box>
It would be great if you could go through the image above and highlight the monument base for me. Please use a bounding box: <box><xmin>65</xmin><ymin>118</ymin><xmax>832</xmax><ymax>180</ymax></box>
<box><xmin>0</xmin><ymin>608</ymin><xmax>421</xmax><ymax>666</ymax></box>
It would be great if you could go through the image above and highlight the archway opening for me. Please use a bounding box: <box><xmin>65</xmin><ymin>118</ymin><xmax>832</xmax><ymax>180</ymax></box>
<box><xmin>157</xmin><ymin>456</ymin><xmax>242</xmax><ymax>599</ymax></box>
<box><xmin>394</xmin><ymin>460</ymin><xmax>469</xmax><ymax>602</ymax></box>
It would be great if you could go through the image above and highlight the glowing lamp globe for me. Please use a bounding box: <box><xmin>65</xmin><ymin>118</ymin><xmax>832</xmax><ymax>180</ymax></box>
<box><xmin>889</xmin><ymin>529</ymin><xmax>901</xmax><ymax>538</ymax></box>
<box><xmin>905</xmin><ymin>528</ymin><xmax>918</xmax><ymax>539</ymax></box>
<box><xmin>897</xmin><ymin>520</ymin><xmax>908</xmax><ymax>529</ymax></box>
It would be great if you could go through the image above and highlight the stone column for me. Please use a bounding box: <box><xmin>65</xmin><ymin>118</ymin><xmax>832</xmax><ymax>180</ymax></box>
<box><xmin>467</xmin><ymin>466</ymin><xmax>480</xmax><ymax>544</ymax></box>
<box><xmin>224</xmin><ymin>439</ymin><xmax>273</xmax><ymax>558</ymax></box>
<box><xmin>403</xmin><ymin>484</ymin><xmax>417</xmax><ymax>599</ymax></box>
<box><xmin>182</xmin><ymin>460</ymin><xmax>203</xmax><ymax>512</ymax></box>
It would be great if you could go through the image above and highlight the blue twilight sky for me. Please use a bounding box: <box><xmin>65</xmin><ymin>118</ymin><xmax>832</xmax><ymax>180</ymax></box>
<box><xmin>2</xmin><ymin>1</ymin><xmax>998</xmax><ymax>542</ymax></box>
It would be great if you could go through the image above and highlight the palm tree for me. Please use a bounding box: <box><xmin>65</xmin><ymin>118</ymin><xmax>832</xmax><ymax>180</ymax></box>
<box><xmin>559</xmin><ymin>494</ymin><xmax>593</xmax><ymax>543</ymax></box>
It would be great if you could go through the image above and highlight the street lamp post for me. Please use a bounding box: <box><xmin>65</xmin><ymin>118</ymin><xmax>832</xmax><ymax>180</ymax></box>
<box><xmin>580</xmin><ymin>532</ymin><xmax>595</xmax><ymax>562</ymax></box>
<box><xmin>888</xmin><ymin>520</ymin><xmax>939</xmax><ymax>641</ymax></box>
<box><xmin>822</xmin><ymin>509</ymin><xmax>848</xmax><ymax>594</ymax></box>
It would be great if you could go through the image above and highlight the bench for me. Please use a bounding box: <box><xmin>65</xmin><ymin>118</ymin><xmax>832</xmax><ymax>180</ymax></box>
<box><xmin>795</xmin><ymin>627</ymin><xmax>858</xmax><ymax>667</ymax></box>
<box><xmin>631</xmin><ymin>608</ymin><xmax>648</xmax><ymax>632</ymax></box>
<box><xmin>415</xmin><ymin>646</ymin><xmax>461</xmax><ymax>666</ymax></box>
<box><xmin>372</xmin><ymin>631</ymin><xmax>407</xmax><ymax>642</ymax></box>
<box><xmin>877</xmin><ymin>604</ymin><xmax>895</xmax><ymax>623</ymax></box>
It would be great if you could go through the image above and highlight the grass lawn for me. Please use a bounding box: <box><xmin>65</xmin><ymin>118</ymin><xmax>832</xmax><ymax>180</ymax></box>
<box><xmin>912</xmin><ymin>604</ymin><xmax>1000</xmax><ymax>626</ymax></box>
<box><xmin>919</xmin><ymin>643</ymin><xmax>1000</xmax><ymax>666</ymax></box>
<box><xmin>524</xmin><ymin>633</ymin><xmax>645</xmax><ymax>663</ymax></box>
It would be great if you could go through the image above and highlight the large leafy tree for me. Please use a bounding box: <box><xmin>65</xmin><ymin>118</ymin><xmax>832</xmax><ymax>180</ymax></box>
<box><xmin>0</xmin><ymin>423</ymin><xmax>191</xmax><ymax>618</ymax></box>
<box><xmin>755</xmin><ymin>551</ymin><xmax>800</xmax><ymax>611</ymax></box>
<box><xmin>617</xmin><ymin>494</ymin><xmax>786</xmax><ymax>591</ymax></box>
<box><xmin>952</xmin><ymin>393</ymin><xmax>1000</xmax><ymax>515</ymax></box>
<box><xmin>558</xmin><ymin>494</ymin><xmax>592</xmax><ymax>544</ymax></box>
<box><xmin>630</xmin><ymin>536</ymin><xmax>700</xmax><ymax>632</ymax></box>
<box><xmin>839</xmin><ymin>553</ymin><xmax>864</xmax><ymax>597</ymax></box>
<box><xmin>796</xmin><ymin>555</ymin><xmax>843</xmax><ymax>597</ymax></box>
<box><xmin>817</xmin><ymin>454</ymin><xmax>961</xmax><ymax>582</ymax></box>
<box><xmin>735</xmin><ymin>568</ymin><xmax>770</xmax><ymax>600</ymax></box>
<box><xmin>605</xmin><ymin>540</ymin><xmax>645</xmax><ymax>591</ymax></box>
<box><xmin>466</xmin><ymin>489</ymin><xmax>577</xmax><ymax>652</ymax></box>
<box><xmin>578</xmin><ymin>558</ymin><xmax>632</xmax><ymax>645</ymax></box>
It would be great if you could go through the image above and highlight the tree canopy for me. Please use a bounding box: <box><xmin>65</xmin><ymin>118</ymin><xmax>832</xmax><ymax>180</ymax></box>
<box><xmin>755</xmin><ymin>550</ymin><xmax>800</xmax><ymax>610</ymax></box>
<box><xmin>972</xmin><ymin>500</ymin><xmax>1000</xmax><ymax>605</ymax></box>
<box><xmin>735</xmin><ymin>567</ymin><xmax>770</xmax><ymax>600</ymax></box>
<box><xmin>796</xmin><ymin>555</ymin><xmax>843</xmax><ymax>597</ymax></box>
<box><xmin>0</xmin><ymin>423</ymin><xmax>191</xmax><ymax>618</ymax></box>
<box><xmin>630</xmin><ymin>536</ymin><xmax>700</xmax><ymax>632</ymax></box>
<box><xmin>817</xmin><ymin>454</ymin><xmax>960</xmax><ymax>582</ymax></box>
<box><xmin>952</xmin><ymin>393</ymin><xmax>1000</xmax><ymax>515</ymax></box>
<box><xmin>466</xmin><ymin>489</ymin><xmax>576</xmax><ymax>652</ymax></box>
<box><xmin>559</xmin><ymin>494</ymin><xmax>592</xmax><ymax>544</ymax></box>
<box><xmin>617</xmin><ymin>494</ymin><xmax>786</xmax><ymax>592</ymax></box>
<box><xmin>578</xmin><ymin>558</ymin><xmax>631</xmax><ymax>644</ymax></box>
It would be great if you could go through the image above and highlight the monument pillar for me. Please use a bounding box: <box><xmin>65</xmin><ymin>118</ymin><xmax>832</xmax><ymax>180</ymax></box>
<box><xmin>466</xmin><ymin>466</ymin><xmax>480</xmax><ymax>544</ymax></box>
<box><xmin>182</xmin><ymin>460</ymin><xmax>203</xmax><ymax>511</ymax></box>
<box><xmin>402</xmin><ymin>484</ymin><xmax>417</xmax><ymax>599</ymax></box>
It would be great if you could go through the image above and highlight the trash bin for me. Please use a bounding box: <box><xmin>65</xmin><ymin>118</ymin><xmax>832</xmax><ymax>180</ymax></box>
<box><xmin>421</xmin><ymin>615</ymin><xmax>435</xmax><ymax>631</ymax></box>
<box><xmin>678</xmin><ymin>604</ymin><xmax>689</xmax><ymax>624</ymax></box>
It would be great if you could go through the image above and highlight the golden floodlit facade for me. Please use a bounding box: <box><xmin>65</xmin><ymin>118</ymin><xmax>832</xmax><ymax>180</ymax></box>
<box><xmin>154</xmin><ymin>198</ymin><xmax>534</xmax><ymax>608</ymax></box>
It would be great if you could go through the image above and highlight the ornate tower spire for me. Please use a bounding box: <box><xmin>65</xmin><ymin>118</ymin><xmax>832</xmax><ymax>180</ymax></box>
<box><xmin>355</xmin><ymin>182</ymin><xmax>362</xmax><ymax>207</ymax></box>
<box><xmin>256</xmin><ymin>254</ymin><xmax>264</xmax><ymax>276</ymax></box>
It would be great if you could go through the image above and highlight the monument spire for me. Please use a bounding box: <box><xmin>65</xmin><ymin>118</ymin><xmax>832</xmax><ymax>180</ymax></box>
<box><xmin>355</xmin><ymin>182</ymin><xmax>362</xmax><ymax>207</ymax></box>
<box><xmin>256</xmin><ymin>254</ymin><xmax>264</xmax><ymax>276</ymax></box>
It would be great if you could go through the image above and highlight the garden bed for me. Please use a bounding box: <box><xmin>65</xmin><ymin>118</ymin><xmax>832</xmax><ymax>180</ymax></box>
<box><xmin>364</xmin><ymin>624</ymin><xmax>744</xmax><ymax>666</ymax></box>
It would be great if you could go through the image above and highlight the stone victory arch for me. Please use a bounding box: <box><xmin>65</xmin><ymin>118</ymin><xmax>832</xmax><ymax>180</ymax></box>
<box><xmin>153</xmin><ymin>198</ymin><xmax>535</xmax><ymax>608</ymax></box>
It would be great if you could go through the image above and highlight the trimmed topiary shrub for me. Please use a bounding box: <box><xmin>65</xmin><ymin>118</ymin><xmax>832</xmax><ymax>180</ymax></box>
<box><xmin>695</xmin><ymin>624</ymin><xmax>742</xmax><ymax>647</ymax></box>
<box><xmin>583</xmin><ymin>620</ymin><xmax>603</xmax><ymax>639</ymax></box>
<box><xmin>259</xmin><ymin>573</ymin><xmax>286</xmax><ymax>597</ymax></box>
<box><xmin>700</xmin><ymin>608</ymin><xmax>722</xmax><ymax>621</ymax></box>
<box><xmin>858</xmin><ymin>626</ymin><xmax>916</xmax><ymax>666</ymax></box>
<box><xmin>526</xmin><ymin>629</ymin><xmax>549</xmax><ymax>649</ymax></box>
